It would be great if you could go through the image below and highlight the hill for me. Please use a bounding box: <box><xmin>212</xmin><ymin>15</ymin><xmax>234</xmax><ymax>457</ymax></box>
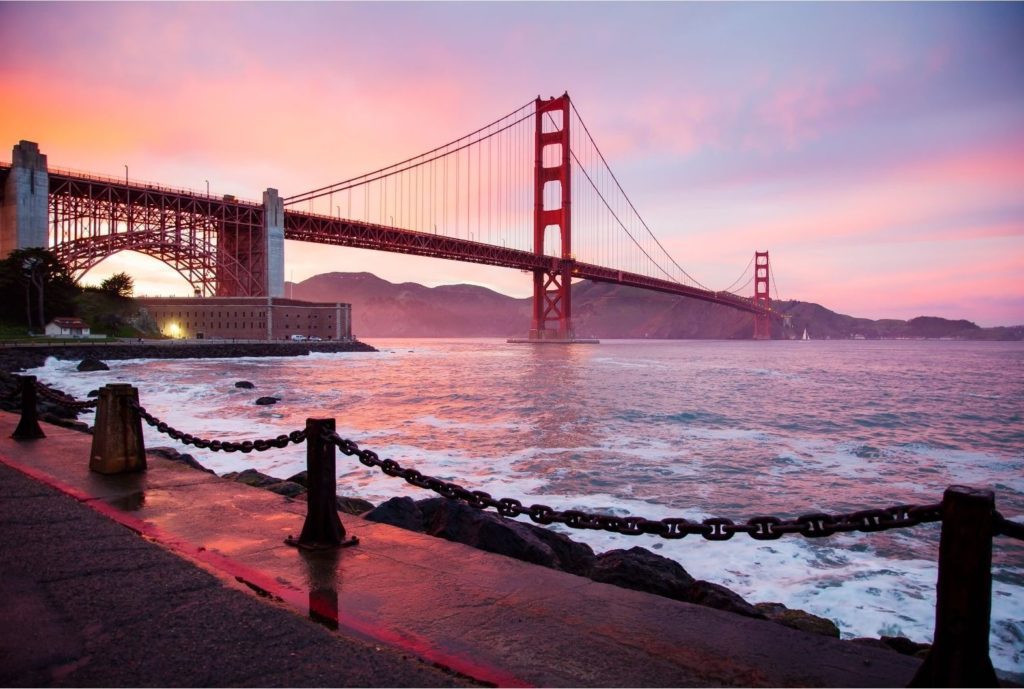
<box><xmin>288</xmin><ymin>272</ymin><xmax>1024</xmax><ymax>340</ymax></box>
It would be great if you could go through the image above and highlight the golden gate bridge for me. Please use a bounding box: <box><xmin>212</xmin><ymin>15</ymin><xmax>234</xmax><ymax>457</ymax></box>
<box><xmin>0</xmin><ymin>93</ymin><xmax>781</xmax><ymax>340</ymax></box>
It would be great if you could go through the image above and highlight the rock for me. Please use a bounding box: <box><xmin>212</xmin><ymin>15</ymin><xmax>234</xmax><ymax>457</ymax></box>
<box><xmin>880</xmin><ymin>635</ymin><xmax>931</xmax><ymax>657</ymax></box>
<box><xmin>87</xmin><ymin>389</ymin><xmax>100</xmax><ymax>397</ymax></box>
<box><xmin>265</xmin><ymin>481</ymin><xmax>306</xmax><ymax>499</ymax></box>
<box><xmin>686</xmin><ymin>581</ymin><xmax>766</xmax><ymax>619</ymax></box>
<box><xmin>337</xmin><ymin>496</ymin><xmax>375</xmax><ymax>515</ymax></box>
<box><xmin>755</xmin><ymin>602</ymin><xmax>840</xmax><ymax>637</ymax></box>
<box><xmin>147</xmin><ymin>446</ymin><xmax>215</xmax><ymax>474</ymax></box>
<box><xmin>286</xmin><ymin>470</ymin><xmax>308</xmax><ymax>487</ymax></box>
<box><xmin>419</xmin><ymin>497</ymin><xmax>596</xmax><ymax>575</ymax></box>
<box><xmin>851</xmin><ymin>637</ymin><xmax>891</xmax><ymax>651</ymax></box>
<box><xmin>589</xmin><ymin>547</ymin><xmax>695</xmax><ymax>601</ymax></box>
<box><xmin>234</xmin><ymin>381</ymin><xmax>255</xmax><ymax>389</ymax></box>
<box><xmin>224</xmin><ymin>468</ymin><xmax>283</xmax><ymax>488</ymax></box>
<box><xmin>365</xmin><ymin>496</ymin><xmax>426</xmax><ymax>532</ymax></box>
<box><xmin>76</xmin><ymin>357</ymin><xmax>109</xmax><ymax>372</ymax></box>
<box><xmin>254</xmin><ymin>396</ymin><xmax>277</xmax><ymax>406</ymax></box>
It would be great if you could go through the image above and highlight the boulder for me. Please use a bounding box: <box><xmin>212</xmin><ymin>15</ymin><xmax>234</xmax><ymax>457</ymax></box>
<box><xmin>77</xmin><ymin>357</ymin><xmax>109</xmax><ymax>372</ymax></box>
<box><xmin>589</xmin><ymin>547</ymin><xmax>695</xmax><ymax>601</ymax></box>
<box><xmin>850</xmin><ymin>638</ymin><xmax>891</xmax><ymax>652</ymax></box>
<box><xmin>337</xmin><ymin>496</ymin><xmax>375</xmax><ymax>515</ymax></box>
<box><xmin>254</xmin><ymin>396</ymin><xmax>277</xmax><ymax>406</ymax></box>
<box><xmin>87</xmin><ymin>389</ymin><xmax>100</xmax><ymax>397</ymax></box>
<box><xmin>286</xmin><ymin>470</ymin><xmax>308</xmax><ymax>487</ymax></box>
<box><xmin>755</xmin><ymin>602</ymin><xmax>839</xmax><ymax>637</ymax></box>
<box><xmin>880</xmin><ymin>635</ymin><xmax>931</xmax><ymax>657</ymax></box>
<box><xmin>223</xmin><ymin>468</ymin><xmax>283</xmax><ymax>488</ymax></box>
<box><xmin>147</xmin><ymin>446</ymin><xmax>215</xmax><ymax>474</ymax></box>
<box><xmin>365</xmin><ymin>496</ymin><xmax>426</xmax><ymax>532</ymax></box>
<box><xmin>686</xmin><ymin>580</ymin><xmax>766</xmax><ymax>619</ymax></box>
<box><xmin>234</xmin><ymin>381</ymin><xmax>255</xmax><ymax>389</ymax></box>
<box><xmin>419</xmin><ymin>497</ymin><xmax>596</xmax><ymax>575</ymax></box>
<box><xmin>265</xmin><ymin>481</ymin><xmax>306</xmax><ymax>499</ymax></box>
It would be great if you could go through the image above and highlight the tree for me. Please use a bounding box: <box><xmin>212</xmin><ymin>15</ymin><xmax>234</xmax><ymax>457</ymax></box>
<box><xmin>0</xmin><ymin>248</ymin><xmax>79</xmax><ymax>331</ymax></box>
<box><xmin>100</xmin><ymin>272</ymin><xmax>134</xmax><ymax>299</ymax></box>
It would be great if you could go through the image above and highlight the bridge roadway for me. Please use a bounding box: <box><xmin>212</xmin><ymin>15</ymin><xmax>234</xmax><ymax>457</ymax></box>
<box><xmin>0</xmin><ymin>412</ymin><xmax>920</xmax><ymax>687</ymax></box>
<box><xmin>285</xmin><ymin>210</ymin><xmax>768</xmax><ymax>315</ymax></box>
<box><xmin>1</xmin><ymin>163</ymin><xmax>771</xmax><ymax>318</ymax></box>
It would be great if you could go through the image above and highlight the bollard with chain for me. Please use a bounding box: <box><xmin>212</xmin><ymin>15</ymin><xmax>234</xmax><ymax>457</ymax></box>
<box><xmin>12</xmin><ymin>375</ymin><xmax>45</xmax><ymax>440</ymax></box>
<box><xmin>89</xmin><ymin>384</ymin><xmax>147</xmax><ymax>474</ymax></box>
<box><xmin>910</xmin><ymin>486</ymin><xmax>998</xmax><ymax>688</ymax></box>
<box><xmin>286</xmin><ymin>418</ymin><xmax>358</xmax><ymax>550</ymax></box>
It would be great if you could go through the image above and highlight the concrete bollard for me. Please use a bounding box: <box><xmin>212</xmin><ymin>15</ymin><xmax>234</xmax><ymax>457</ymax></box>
<box><xmin>286</xmin><ymin>418</ymin><xmax>358</xmax><ymax>550</ymax></box>
<box><xmin>89</xmin><ymin>384</ymin><xmax>147</xmax><ymax>474</ymax></box>
<box><xmin>11</xmin><ymin>375</ymin><xmax>45</xmax><ymax>440</ymax></box>
<box><xmin>909</xmin><ymin>486</ymin><xmax>998</xmax><ymax>688</ymax></box>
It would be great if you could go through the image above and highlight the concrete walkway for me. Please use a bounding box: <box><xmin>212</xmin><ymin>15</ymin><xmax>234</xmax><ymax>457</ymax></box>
<box><xmin>0</xmin><ymin>412</ymin><xmax>922</xmax><ymax>687</ymax></box>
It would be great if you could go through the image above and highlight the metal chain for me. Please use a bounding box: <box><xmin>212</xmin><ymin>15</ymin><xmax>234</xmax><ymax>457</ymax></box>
<box><xmin>33</xmin><ymin>382</ymin><xmax>99</xmax><ymax>410</ymax></box>
<box><xmin>996</xmin><ymin>513</ymin><xmax>1024</xmax><ymax>541</ymax></box>
<box><xmin>129</xmin><ymin>401</ymin><xmax>305</xmax><ymax>452</ymax></box>
<box><xmin>322</xmin><ymin>430</ymin><xmax>944</xmax><ymax>541</ymax></box>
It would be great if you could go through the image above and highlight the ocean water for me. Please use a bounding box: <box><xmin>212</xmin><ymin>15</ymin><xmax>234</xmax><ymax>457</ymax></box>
<box><xmin>30</xmin><ymin>339</ymin><xmax>1024</xmax><ymax>673</ymax></box>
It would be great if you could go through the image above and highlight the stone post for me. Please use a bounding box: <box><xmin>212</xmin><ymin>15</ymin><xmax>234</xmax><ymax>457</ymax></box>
<box><xmin>89</xmin><ymin>384</ymin><xmax>147</xmax><ymax>474</ymax></box>
<box><xmin>11</xmin><ymin>375</ymin><xmax>45</xmax><ymax>440</ymax></box>
<box><xmin>286</xmin><ymin>418</ymin><xmax>357</xmax><ymax>550</ymax></box>
<box><xmin>910</xmin><ymin>486</ymin><xmax>998</xmax><ymax>687</ymax></box>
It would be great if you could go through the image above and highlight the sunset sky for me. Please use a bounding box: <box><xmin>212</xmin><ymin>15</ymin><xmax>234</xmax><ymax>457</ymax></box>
<box><xmin>1</xmin><ymin>2</ymin><xmax>1022</xmax><ymax>325</ymax></box>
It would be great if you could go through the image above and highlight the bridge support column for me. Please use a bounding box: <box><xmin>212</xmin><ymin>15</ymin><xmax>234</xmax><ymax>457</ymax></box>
<box><xmin>264</xmin><ymin>188</ymin><xmax>284</xmax><ymax>298</ymax></box>
<box><xmin>527</xmin><ymin>94</ymin><xmax>577</xmax><ymax>342</ymax></box>
<box><xmin>753</xmin><ymin>251</ymin><xmax>771</xmax><ymax>340</ymax></box>
<box><xmin>214</xmin><ymin>187</ymin><xmax>283</xmax><ymax>297</ymax></box>
<box><xmin>1</xmin><ymin>141</ymin><xmax>49</xmax><ymax>258</ymax></box>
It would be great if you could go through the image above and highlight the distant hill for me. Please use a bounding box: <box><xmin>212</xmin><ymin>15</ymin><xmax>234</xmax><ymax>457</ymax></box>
<box><xmin>288</xmin><ymin>272</ymin><xmax>1024</xmax><ymax>340</ymax></box>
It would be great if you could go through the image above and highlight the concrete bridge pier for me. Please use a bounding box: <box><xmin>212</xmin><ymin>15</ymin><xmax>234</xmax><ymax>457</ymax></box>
<box><xmin>0</xmin><ymin>140</ymin><xmax>49</xmax><ymax>258</ymax></box>
<box><xmin>214</xmin><ymin>187</ymin><xmax>284</xmax><ymax>297</ymax></box>
<box><xmin>264</xmin><ymin>188</ymin><xmax>284</xmax><ymax>298</ymax></box>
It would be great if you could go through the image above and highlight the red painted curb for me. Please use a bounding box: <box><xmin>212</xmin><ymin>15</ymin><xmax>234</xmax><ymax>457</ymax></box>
<box><xmin>0</xmin><ymin>449</ymin><xmax>530</xmax><ymax>688</ymax></box>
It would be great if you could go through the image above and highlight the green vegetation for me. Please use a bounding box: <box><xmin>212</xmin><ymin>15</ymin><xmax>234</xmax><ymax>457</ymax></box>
<box><xmin>0</xmin><ymin>249</ymin><xmax>161</xmax><ymax>341</ymax></box>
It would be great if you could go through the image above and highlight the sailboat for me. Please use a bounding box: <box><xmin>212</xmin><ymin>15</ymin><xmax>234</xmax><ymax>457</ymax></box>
<box><xmin>802</xmin><ymin>328</ymin><xmax>810</xmax><ymax>341</ymax></box>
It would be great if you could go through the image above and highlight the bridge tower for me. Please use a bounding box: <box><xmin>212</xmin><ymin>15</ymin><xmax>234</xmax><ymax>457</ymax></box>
<box><xmin>528</xmin><ymin>93</ymin><xmax>574</xmax><ymax>341</ymax></box>
<box><xmin>0</xmin><ymin>141</ymin><xmax>49</xmax><ymax>258</ymax></box>
<box><xmin>753</xmin><ymin>250</ymin><xmax>771</xmax><ymax>340</ymax></box>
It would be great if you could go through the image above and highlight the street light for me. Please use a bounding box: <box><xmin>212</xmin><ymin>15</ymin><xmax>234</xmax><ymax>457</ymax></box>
<box><xmin>205</xmin><ymin>180</ymin><xmax>210</xmax><ymax>195</ymax></box>
<box><xmin>124</xmin><ymin>165</ymin><xmax>128</xmax><ymax>185</ymax></box>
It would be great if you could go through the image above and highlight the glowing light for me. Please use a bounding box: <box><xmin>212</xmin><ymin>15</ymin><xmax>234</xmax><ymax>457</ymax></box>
<box><xmin>167</xmin><ymin>322</ymin><xmax>181</xmax><ymax>338</ymax></box>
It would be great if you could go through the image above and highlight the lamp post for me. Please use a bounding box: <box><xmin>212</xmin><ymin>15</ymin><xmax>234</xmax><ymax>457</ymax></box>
<box><xmin>124</xmin><ymin>165</ymin><xmax>128</xmax><ymax>185</ymax></box>
<box><xmin>205</xmin><ymin>180</ymin><xmax>210</xmax><ymax>195</ymax></box>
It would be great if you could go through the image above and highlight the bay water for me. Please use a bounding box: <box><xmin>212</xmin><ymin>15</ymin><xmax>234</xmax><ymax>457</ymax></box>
<box><xmin>30</xmin><ymin>339</ymin><xmax>1024</xmax><ymax>673</ymax></box>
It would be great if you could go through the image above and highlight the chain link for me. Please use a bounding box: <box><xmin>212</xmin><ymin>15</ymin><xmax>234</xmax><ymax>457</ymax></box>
<box><xmin>128</xmin><ymin>401</ymin><xmax>305</xmax><ymax>452</ymax></box>
<box><xmin>33</xmin><ymin>382</ymin><xmax>99</xmax><ymax>410</ymax></box>
<box><xmin>322</xmin><ymin>430</ymin><xmax>944</xmax><ymax>542</ymax></box>
<box><xmin>996</xmin><ymin>513</ymin><xmax>1024</xmax><ymax>541</ymax></box>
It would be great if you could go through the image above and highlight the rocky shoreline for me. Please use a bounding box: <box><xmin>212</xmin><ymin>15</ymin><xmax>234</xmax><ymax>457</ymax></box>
<box><xmin>149</xmin><ymin>447</ymin><xmax>928</xmax><ymax>660</ymax></box>
<box><xmin>0</xmin><ymin>340</ymin><xmax>377</xmax><ymax>374</ymax></box>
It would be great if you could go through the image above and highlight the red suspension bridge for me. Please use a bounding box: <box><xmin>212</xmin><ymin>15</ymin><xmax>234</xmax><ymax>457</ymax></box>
<box><xmin>0</xmin><ymin>93</ymin><xmax>783</xmax><ymax>339</ymax></box>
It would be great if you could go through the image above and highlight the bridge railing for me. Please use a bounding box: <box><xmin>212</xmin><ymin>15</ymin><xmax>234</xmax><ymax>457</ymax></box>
<box><xmin>10</xmin><ymin>377</ymin><xmax>1022</xmax><ymax>686</ymax></box>
<box><xmin>43</xmin><ymin>163</ymin><xmax>261</xmax><ymax>207</ymax></box>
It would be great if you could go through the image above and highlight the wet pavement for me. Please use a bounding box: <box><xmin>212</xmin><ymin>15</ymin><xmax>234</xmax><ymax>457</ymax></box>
<box><xmin>0</xmin><ymin>411</ymin><xmax>922</xmax><ymax>687</ymax></box>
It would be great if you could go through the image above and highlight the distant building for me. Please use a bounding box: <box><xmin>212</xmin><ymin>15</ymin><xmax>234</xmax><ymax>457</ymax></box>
<box><xmin>45</xmin><ymin>317</ymin><xmax>91</xmax><ymax>338</ymax></box>
<box><xmin>138</xmin><ymin>297</ymin><xmax>351</xmax><ymax>341</ymax></box>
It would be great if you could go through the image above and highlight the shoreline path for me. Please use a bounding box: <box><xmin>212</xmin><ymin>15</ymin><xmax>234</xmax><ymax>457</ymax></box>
<box><xmin>0</xmin><ymin>412</ymin><xmax>921</xmax><ymax>687</ymax></box>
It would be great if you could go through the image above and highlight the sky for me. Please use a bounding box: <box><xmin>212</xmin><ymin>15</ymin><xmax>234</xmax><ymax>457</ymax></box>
<box><xmin>1</xmin><ymin>2</ymin><xmax>1022</xmax><ymax>326</ymax></box>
